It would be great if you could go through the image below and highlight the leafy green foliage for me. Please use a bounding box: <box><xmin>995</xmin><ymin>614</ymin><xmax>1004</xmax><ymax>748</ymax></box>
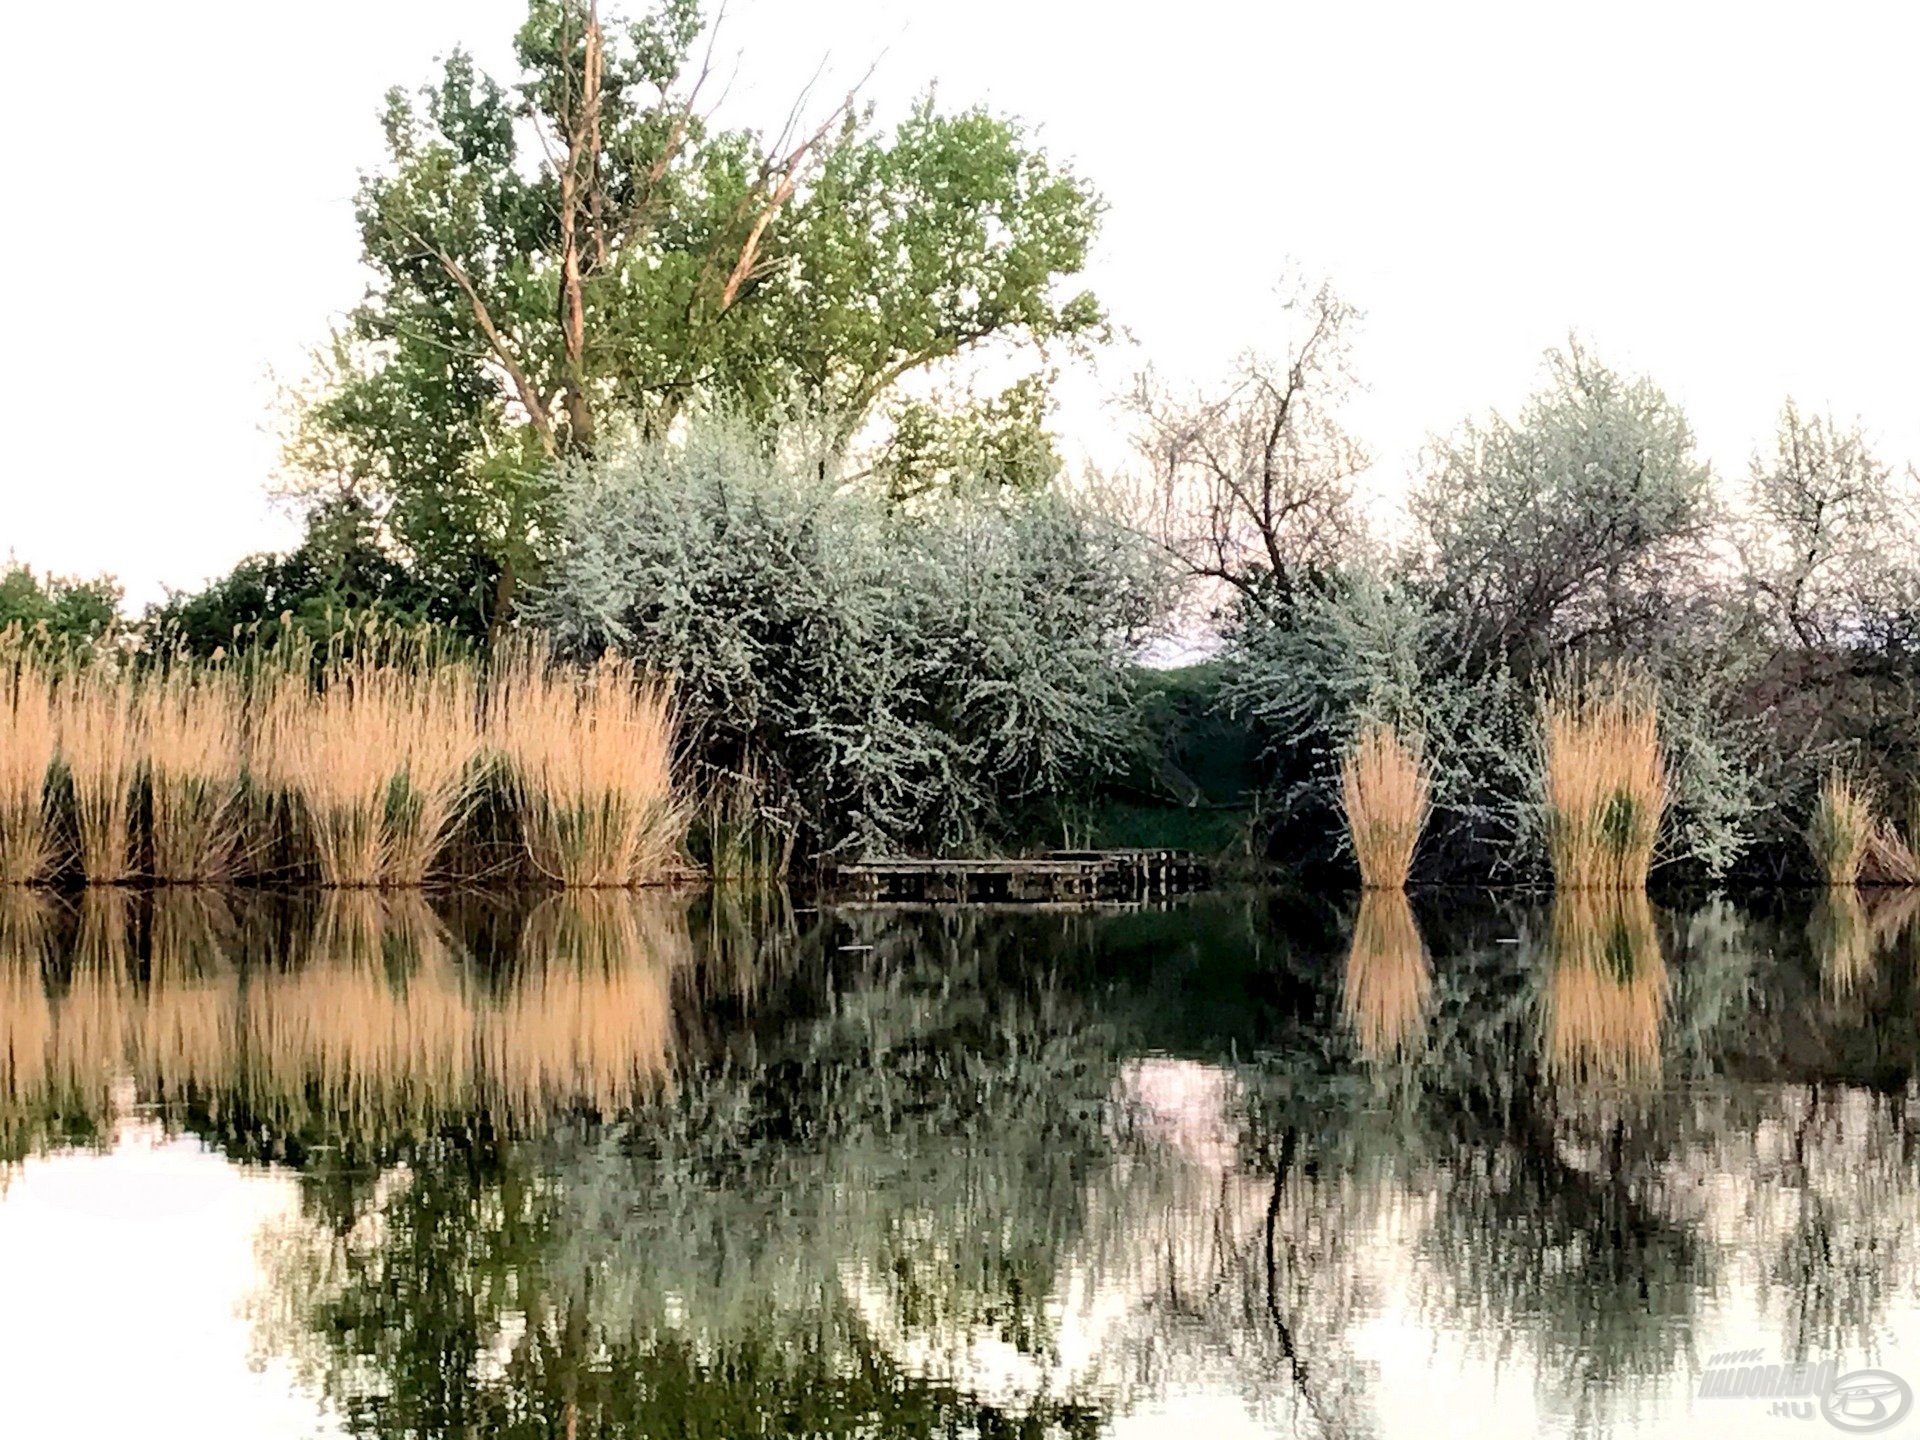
<box><xmin>144</xmin><ymin>500</ymin><xmax>458</xmax><ymax>654</ymax></box>
<box><xmin>0</xmin><ymin>564</ymin><xmax>121</xmax><ymax>643</ymax></box>
<box><xmin>300</xmin><ymin>0</ymin><xmax>1104</xmax><ymax>630</ymax></box>
<box><xmin>871</xmin><ymin>376</ymin><xmax>1062</xmax><ymax>504</ymax></box>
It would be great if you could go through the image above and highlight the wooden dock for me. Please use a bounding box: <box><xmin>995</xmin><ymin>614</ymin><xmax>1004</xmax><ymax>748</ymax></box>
<box><xmin>830</xmin><ymin>849</ymin><xmax>1204</xmax><ymax>903</ymax></box>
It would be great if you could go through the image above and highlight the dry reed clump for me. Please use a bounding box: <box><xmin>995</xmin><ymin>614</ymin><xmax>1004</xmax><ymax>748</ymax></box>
<box><xmin>256</xmin><ymin>654</ymin><xmax>483</xmax><ymax>886</ymax></box>
<box><xmin>0</xmin><ymin>647</ymin><xmax>58</xmax><ymax>884</ymax></box>
<box><xmin>698</xmin><ymin>761</ymin><xmax>795</xmax><ymax>881</ymax></box>
<box><xmin>1809</xmin><ymin>769</ymin><xmax>1874</xmax><ymax>886</ymax></box>
<box><xmin>1542</xmin><ymin>890</ymin><xmax>1668</xmax><ymax>1088</ymax></box>
<box><xmin>489</xmin><ymin>645</ymin><xmax>683</xmax><ymax>887</ymax></box>
<box><xmin>1541</xmin><ymin>671</ymin><xmax>1666</xmax><ymax>891</ymax></box>
<box><xmin>1339</xmin><ymin>723</ymin><xmax>1431</xmax><ymax>889</ymax></box>
<box><xmin>1341</xmin><ymin>890</ymin><xmax>1431</xmax><ymax>1062</ymax></box>
<box><xmin>56</xmin><ymin>669</ymin><xmax>143</xmax><ymax>883</ymax></box>
<box><xmin>142</xmin><ymin>667</ymin><xmax>247</xmax><ymax>883</ymax></box>
<box><xmin>1805</xmin><ymin>768</ymin><xmax>1920</xmax><ymax>887</ymax></box>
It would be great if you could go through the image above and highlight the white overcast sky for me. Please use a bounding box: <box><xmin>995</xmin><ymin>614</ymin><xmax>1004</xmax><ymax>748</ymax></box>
<box><xmin>4</xmin><ymin>0</ymin><xmax>1918</xmax><ymax>606</ymax></box>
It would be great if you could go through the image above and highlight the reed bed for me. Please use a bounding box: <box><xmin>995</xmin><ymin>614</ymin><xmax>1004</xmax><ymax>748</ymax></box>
<box><xmin>1341</xmin><ymin>889</ymin><xmax>1431</xmax><ymax>1062</ymax></box>
<box><xmin>257</xmin><ymin>655</ymin><xmax>484</xmax><ymax>886</ymax></box>
<box><xmin>142</xmin><ymin>667</ymin><xmax>247</xmax><ymax>883</ymax></box>
<box><xmin>489</xmin><ymin>645</ymin><xmax>683</xmax><ymax>886</ymax></box>
<box><xmin>0</xmin><ymin>647</ymin><xmax>57</xmax><ymax>884</ymax></box>
<box><xmin>1339</xmin><ymin>723</ymin><xmax>1430</xmax><ymax>889</ymax></box>
<box><xmin>1541</xmin><ymin>671</ymin><xmax>1666</xmax><ymax>891</ymax></box>
<box><xmin>1542</xmin><ymin>890</ymin><xmax>1668</xmax><ymax>1087</ymax></box>
<box><xmin>2</xmin><ymin>634</ymin><xmax>681</xmax><ymax>890</ymax></box>
<box><xmin>57</xmin><ymin>669</ymin><xmax>144</xmax><ymax>883</ymax></box>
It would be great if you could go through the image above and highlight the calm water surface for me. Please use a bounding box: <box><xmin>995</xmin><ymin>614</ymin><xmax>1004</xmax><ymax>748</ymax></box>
<box><xmin>3</xmin><ymin>886</ymin><xmax>1919</xmax><ymax>1438</ymax></box>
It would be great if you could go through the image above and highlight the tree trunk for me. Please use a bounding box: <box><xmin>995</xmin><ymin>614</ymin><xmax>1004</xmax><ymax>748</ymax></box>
<box><xmin>490</xmin><ymin>557</ymin><xmax>518</xmax><ymax>644</ymax></box>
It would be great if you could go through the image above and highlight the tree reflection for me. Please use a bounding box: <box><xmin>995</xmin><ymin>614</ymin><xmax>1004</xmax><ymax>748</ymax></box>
<box><xmin>9</xmin><ymin>888</ymin><xmax>1920</xmax><ymax>1436</ymax></box>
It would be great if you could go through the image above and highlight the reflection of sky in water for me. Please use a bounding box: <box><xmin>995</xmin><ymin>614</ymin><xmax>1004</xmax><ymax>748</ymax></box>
<box><xmin>2</xmin><ymin>889</ymin><xmax>1920</xmax><ymax>1438</ymax></box>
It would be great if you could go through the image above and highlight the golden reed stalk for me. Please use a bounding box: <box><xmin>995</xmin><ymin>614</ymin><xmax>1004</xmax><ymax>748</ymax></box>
<box><xmin>1339</xmin><ymin>723</ymin><xmax>1431</xmax><ymax>889</ymax></box>
<box><xmin>1809</xmin><ymin>770</ymin><xmax>1875</xmax><ymax>887</ymax></box>
<box><xmin>1542</xmin><ymin>670</ymin><xmax>1666</xmax><ymax>890</ymax></box>
<box><xmin>142</xmin><ymin>667</ymin><xmax>247</xmax><ymax>883</ymax></box>
<box><xmin>0</xmin><ymin>648</ymin><xmax>58</xmax><ymax>883</ymax></box>
<box><xmin>489</xmin><ymin>644</ymin><xmax>683</xmax><ymax>886</ymax></box>
<box><xmin>256</xmin><ymin>654</ymin><xmax>482</xmax><ymax>886</ymax></box>
<box><xmin>57</xmin><ymin>669</ymin><xmax>143</xmax><ymax>883</ymax></box>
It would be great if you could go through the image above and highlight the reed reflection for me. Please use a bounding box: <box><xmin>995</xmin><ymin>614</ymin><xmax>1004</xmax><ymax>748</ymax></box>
<box><xmin>1810</xmin><ymin>886</ymin><xmax>1919</xmax><ymax>1001</ymax></box>
<box><xmin>0</xmin><ymin>888</ymin><xmax>694</xmax><ymax>1153</ymax></box>
<box><xmin>1542</xmin><ymin>890</ymin><xmax>1668</xmax><ymax>1088</ymax></box>
<box><xmin>1341</xmin><ymin>889</ymin><xmax>1430</xmax><ymax>1064</ymax></box>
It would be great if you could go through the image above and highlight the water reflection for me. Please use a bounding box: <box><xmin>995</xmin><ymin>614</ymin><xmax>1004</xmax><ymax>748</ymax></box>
<box><xmin>1542</xmin><ymin>890</ymin><xmax>1668</xmax><ymax>1088</ymax></box>
<box><xmin>0</xmin><ymin>889</ymin><xmax>692</xmax><ymax>1154</ymax></box>
<box><xmin>1342</xmin><ymin>890</ymin><xmax>1430</xmax><ymax>1064</ymax></box>
<box><xmin>5</xmin><ymin>888</ymin><xmax>1920</xmax><ymax>1438</ymax></box>
<box><xmin>1811</xmin><ymin>886</ymin><xmax>1920</xmax><ymax>1001</ymax></box>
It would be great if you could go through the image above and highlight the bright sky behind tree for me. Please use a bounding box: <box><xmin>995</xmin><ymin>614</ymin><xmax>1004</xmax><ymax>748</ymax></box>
<box><xmin>5</xmin><ymin>0</ymin><xmax>1917</xmax><ymax>604</ymax></box>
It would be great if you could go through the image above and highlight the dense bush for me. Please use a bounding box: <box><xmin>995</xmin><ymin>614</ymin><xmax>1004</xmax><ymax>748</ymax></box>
<box><xmin>144</xmin><ymin>499</ymin><xmax>482</xmax><ymax>654</ymax></box>
<box><xmin>532</xmin><ymin>419</ymin><xmax>1159</xmax><ymax>855</ymax></box>
<box><xmin>0</xmin><ymin>564</ymin><xmax>121</xmax><ymax>643</ymax></box>
<box><xmin>1206</xmin><ymin>340</ymin><xmax>1827</xmax><ymax>883</ymax></box>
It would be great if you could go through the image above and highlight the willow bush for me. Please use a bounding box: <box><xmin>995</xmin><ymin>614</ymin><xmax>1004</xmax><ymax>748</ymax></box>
<box><xmin>533</xmin><ymin>417</ymin><xmax>1158</xmax><ymax>857</ymax></box>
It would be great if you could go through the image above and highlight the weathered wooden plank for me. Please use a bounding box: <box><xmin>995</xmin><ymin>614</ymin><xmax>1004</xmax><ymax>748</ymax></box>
<box><xmin>829</xmin><ymin>850</ymin><xmax>1206</xmax><ymax>903</ymax></box>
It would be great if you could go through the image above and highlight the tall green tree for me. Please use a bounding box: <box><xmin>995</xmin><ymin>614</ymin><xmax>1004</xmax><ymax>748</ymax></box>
<box><xmin>306</xmin><ymin>0</ymin><xmax>1104</xmax><ymax>634</ymax></box>
<box><xmin>0</xmin><ymin>564</ymin><xmax>121</xmax><ymax>643</ymax></box>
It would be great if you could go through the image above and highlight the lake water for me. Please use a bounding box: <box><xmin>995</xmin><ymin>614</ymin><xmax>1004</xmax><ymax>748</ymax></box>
<box><xmin>2</xmin><ymin>886</ymin><xmax>1919</xmax><ymax>1438</ymax></box>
